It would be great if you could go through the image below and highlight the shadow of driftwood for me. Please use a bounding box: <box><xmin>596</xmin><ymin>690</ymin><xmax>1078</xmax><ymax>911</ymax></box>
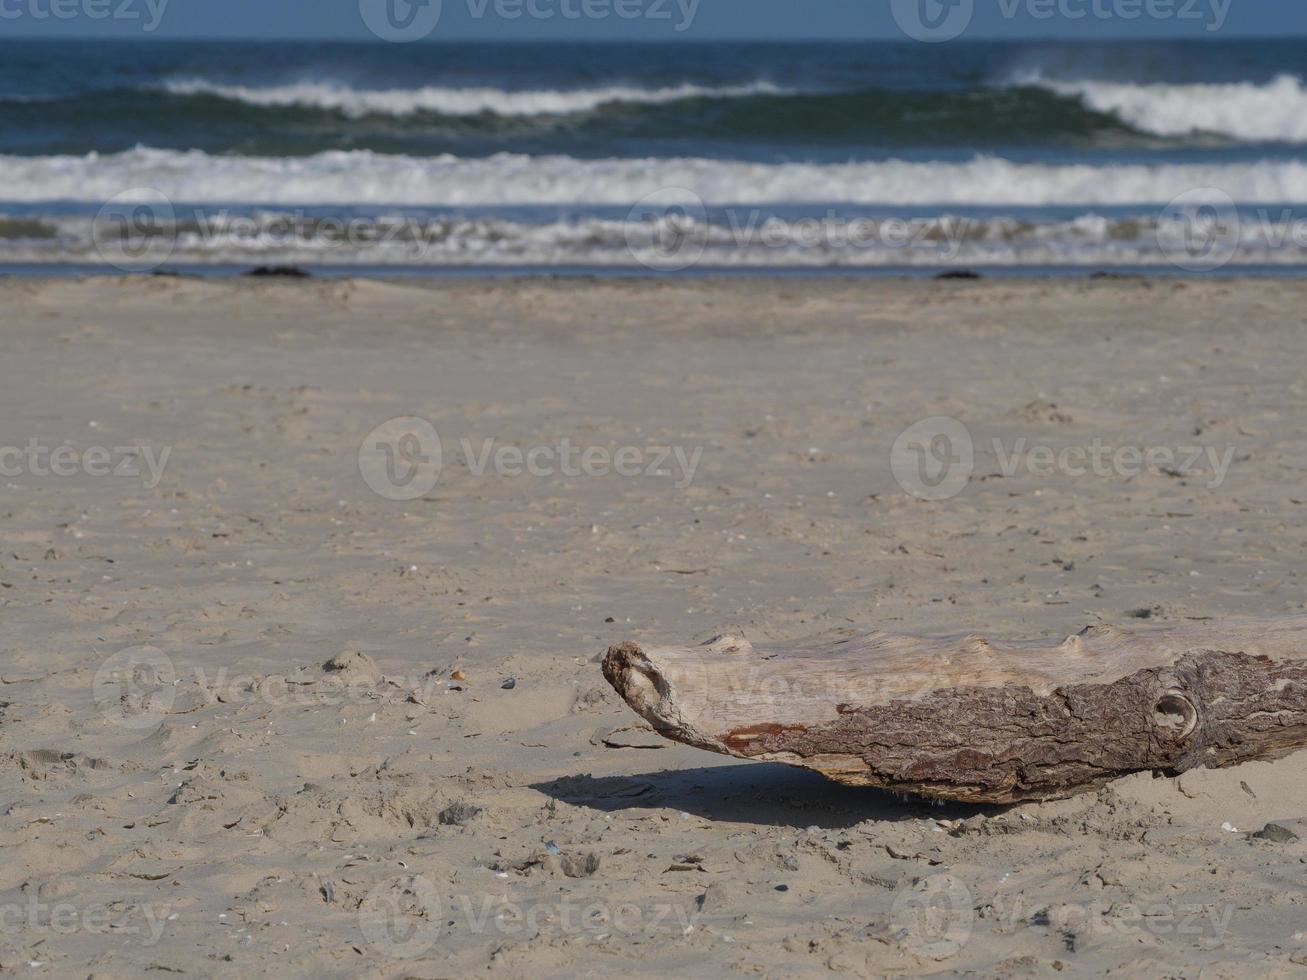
<box><xmin>532</xmin><ymin>762</ymin><xmax>1008</xmax><ymax>829</ymax></box>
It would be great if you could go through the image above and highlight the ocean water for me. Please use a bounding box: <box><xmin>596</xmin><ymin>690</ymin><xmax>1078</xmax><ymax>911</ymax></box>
<box><xmin>3</xmin><ymin>38</ymin><xmax>1307</xmax><ymax>272</ymax></box>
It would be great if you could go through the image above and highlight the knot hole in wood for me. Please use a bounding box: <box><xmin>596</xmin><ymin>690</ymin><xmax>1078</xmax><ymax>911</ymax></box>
<box><xmin>1153</xmin><ymin>690</ymin><xmax>1199</xmax><ymax>740</ymax></box>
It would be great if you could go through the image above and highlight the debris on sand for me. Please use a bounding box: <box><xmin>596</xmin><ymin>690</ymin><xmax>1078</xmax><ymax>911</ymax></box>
<box><xmin>438</xmin><ymin>801</ymin><xmax>483</xmax><ymax>827</ymax></box>
<box><xmin>321</xmin><ymin>650</ymin><xmax>380</xmax><ymax>680</ymax></box>
<box><xmin>561</xmin><ymin>853</ymin><xmax>600</xmax><ymax>878</ymax></box>
<box><xmin>1253</xmin><ymin>820</ymin><xmax>1305</xmax><ymax>843</ymax></box>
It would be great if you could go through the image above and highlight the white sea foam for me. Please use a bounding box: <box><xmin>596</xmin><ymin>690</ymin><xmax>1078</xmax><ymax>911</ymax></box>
<box><xmin>7</xmin><ymin>207</ymin><xmax>1307</xmax><ymax>269</ymax></box>
<box><xmin>5</xmin><ymin>147</ymin><xmax>1306</xmax><ymax>207</ymax></box>
<box><xmin>1020</xmin><ymin>73</ymin><xmax>1307</xmax><ymax>143</ymax></box>
<box><xmin>160</xmin><ymin>78</ymin><xmax>788</xmax><ymax>117</ymax></box>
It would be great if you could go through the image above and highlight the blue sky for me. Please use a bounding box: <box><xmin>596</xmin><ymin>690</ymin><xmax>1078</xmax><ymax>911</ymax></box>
<box><xmin>1</xmin><ymin>0</ymin><xmax>1304</xmax><ymax>40</ymax></box>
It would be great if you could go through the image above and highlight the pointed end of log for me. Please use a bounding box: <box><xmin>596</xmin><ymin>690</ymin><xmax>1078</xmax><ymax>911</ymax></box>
<box><xmin>601</xmin><ymin>641</ymin><xmax>727</xmax><ymax>754</ymax></box>
<box><xmin>601</xmin><ymin>641</ymin><xmax>658</xmax><ymax>715</ymax></box>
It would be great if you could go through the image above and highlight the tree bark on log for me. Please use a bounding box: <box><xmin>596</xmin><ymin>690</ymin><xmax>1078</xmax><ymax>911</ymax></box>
<box><xmin>601</xmin><ymin>621</ymin><xmax>1307</xmax><ymax>803</ymax></box>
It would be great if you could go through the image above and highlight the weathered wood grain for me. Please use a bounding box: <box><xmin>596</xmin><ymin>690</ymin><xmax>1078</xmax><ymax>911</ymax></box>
<box><xmin>601</xmin><ymin>621</ymin><xmax>1307</xmax><ymax>803</ymax></box>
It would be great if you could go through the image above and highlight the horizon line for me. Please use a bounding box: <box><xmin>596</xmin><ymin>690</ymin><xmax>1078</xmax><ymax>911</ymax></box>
<box><xmin>2</xmin><ymin>34</ymin><xmax>1296</xmax><ymax>43</ymax></box>
<box><xmin>2</xmin><ymin>32</ymin><xmax>1304</xmax><ymax>42</ymax></box>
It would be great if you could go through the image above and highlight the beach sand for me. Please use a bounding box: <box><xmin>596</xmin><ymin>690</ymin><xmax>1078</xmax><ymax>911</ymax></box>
<box><xmin>2</xmin><ymin>275</ymin><xmax>1307</xmax><ymax>977</ymax></box>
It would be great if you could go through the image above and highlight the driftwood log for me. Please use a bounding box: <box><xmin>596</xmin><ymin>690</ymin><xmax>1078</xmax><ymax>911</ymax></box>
<box><xmin>601</xmin><ymin>621</ymin><xmax>1307</xmax><ymax>803</ymax></box>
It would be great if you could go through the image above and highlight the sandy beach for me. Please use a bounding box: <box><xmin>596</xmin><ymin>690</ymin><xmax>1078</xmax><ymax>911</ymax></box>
<box><xmin>3</xmin><ymin>274</ymin><xmax>1307</xmax><ymax>977</ymax></box>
